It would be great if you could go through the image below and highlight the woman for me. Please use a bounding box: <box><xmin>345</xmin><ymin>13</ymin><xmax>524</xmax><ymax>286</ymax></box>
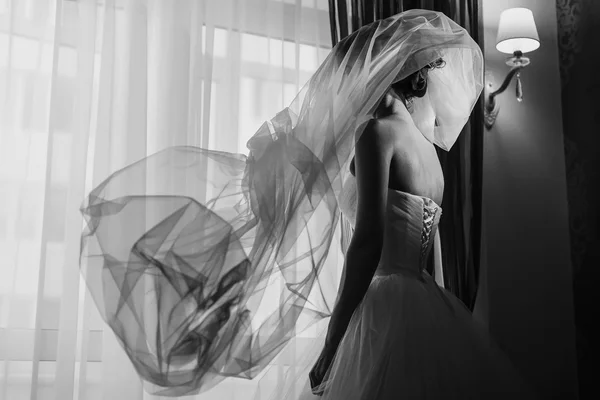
<box><xmin>304</xmin><ymin>57</ymin><xmax>538</xmax><ymax>399</ymax></box>
<box><xmin>79</xmin><ymin>9</ymin><xmax>534</xmax><ymax>398</ymax></box>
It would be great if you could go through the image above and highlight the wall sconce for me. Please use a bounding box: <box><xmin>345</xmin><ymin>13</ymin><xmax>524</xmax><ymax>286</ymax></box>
<box><xmin>485</xmin><ymin>8</ymin><xmax>540</xmax><ymax>129</ymax></box>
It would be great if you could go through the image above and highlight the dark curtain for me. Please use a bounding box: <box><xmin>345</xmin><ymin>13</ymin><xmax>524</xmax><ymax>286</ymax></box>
<box><xmin>556</xmin><ymin>0</ymin><xmax>600</xmax><ymax>397</ymax></box>
<box><xmin>329</xmin><ymin>0</ymin><xmax>484</xmax><ymax>310</ymax></box>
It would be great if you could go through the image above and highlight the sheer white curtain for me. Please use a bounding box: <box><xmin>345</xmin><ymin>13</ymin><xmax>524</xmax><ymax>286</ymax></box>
<box><xmin>0</xmin><ymin>0</ymin><xmax>334</xmax><ymax>398</ymax></box>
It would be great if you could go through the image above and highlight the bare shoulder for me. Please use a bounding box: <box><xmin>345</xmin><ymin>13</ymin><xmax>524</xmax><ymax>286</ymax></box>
<box><xmin>349</xmin><ymin>117</ymin><xmax>410</xmax><ymax>176</ymax></box>
<box><xmin>380</xmin><ymin>115</ymin><xmax>415</xmax><ymax>140</ymax></box>
<box><xmin>355</xmin><ymin>118</ymin><xmax>396</xmax><ymax>150</ymax></box>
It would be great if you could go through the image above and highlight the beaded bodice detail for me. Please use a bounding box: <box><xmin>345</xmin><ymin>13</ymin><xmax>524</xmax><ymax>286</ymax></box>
<box><xmin>339</xmin><ymin>175</ymin><xmax>442</xmax><ymax>276</ymax></box>
<box><xmin>421</xmin><ymin>201</ymin><xmax>440</xmax><ymax>263</ymax></box>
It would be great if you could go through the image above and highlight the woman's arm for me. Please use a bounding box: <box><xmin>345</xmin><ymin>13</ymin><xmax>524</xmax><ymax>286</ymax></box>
<box><xmin>323</xmin><ymin>119</ymin><xmax>393</xmax><ymax>350</ymax></box>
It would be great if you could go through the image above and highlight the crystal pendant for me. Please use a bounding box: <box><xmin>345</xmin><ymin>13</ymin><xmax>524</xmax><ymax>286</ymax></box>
<box><xmin>516</xmin><ymin>71</ymin><xmax>523</xmax><ymax>102</ymax></box>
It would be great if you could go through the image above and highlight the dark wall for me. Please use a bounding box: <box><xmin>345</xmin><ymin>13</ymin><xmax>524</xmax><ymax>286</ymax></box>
<box><xmin>480</xmin><ymin>0</ymin><xmax>578</xmax><ymax>398</ymax></box>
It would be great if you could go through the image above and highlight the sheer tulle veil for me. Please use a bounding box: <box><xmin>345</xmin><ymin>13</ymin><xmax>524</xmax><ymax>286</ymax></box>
<box><xmin>79</xmin><ymin>9</ymin><xmax>483</xmax><ymax>397</ymax></box>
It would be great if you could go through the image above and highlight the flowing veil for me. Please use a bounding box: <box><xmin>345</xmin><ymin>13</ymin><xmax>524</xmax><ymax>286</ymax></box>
<box><xmin>79</xmin><ymin>10</ymin><xmax>484</xmax><ymax>397</ymax></box>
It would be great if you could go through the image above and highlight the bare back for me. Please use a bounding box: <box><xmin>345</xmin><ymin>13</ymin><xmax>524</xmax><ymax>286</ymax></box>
<box><xmin>385</xmin><ymin>115</ymin><xmax>444</xmax><ymax>205</ymax></box>
<box><xmin>352</xmin><ymin>115</ymin><xmax>445</xmax><ymax>206</ymax></box>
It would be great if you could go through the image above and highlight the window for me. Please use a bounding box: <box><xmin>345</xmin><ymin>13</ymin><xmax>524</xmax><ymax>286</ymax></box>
<box><xmin>0</xmin><ymin>1</ymin><xmax>334</xmax><ymax>398</ymax></box>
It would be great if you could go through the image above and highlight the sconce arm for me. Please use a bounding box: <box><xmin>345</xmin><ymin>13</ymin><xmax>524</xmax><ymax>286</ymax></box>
<box><xmin>486</xmin><ymin>65</ymin><xmax>524</xmax><ymax>111</ymax></box>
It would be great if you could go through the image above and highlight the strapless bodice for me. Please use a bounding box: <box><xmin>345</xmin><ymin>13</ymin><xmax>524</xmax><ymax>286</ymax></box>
<box><xmin>339</xmin><ymin>175</ymin><xmax>442</xmax><ymax>276</ymax></box>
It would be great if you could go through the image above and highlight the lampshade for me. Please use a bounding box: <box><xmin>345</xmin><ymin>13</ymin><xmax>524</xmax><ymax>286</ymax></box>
<box><xmin>496</xmin><ymin>8</ymin><xmax>540</xmax><ymax>54</ymax></box>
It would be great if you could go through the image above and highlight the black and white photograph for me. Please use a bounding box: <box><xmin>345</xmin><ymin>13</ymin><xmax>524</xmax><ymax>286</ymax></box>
<box><xmin>0</xmin><ymin>0</ymin><xmax>595</xmax><ymax>399</ymax></box>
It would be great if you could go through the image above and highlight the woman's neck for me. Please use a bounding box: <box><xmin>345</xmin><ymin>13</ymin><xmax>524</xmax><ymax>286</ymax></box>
<box><xmin>375</xmin><ymin>90</ymin><xmax>412</xmax><ymax>119</ymax></box>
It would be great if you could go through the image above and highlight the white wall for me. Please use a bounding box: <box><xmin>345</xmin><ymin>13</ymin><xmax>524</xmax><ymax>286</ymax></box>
<box><xmin>478</xmin><ymin>1</ymin><xmax>579</xmax><ymax>398</ymax></box>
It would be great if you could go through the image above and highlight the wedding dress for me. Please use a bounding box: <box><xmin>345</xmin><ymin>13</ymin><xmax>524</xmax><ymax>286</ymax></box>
<box><xmin>296</xmin><ymin>174</ymin><xmax>539</xmax><ymax>399</ymax></box>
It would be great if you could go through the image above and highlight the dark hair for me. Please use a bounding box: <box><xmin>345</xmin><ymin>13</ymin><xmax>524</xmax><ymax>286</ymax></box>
<box><xmin>391</xmin><ymin>57</ymin><xmax>446</xmax><ymax>101</ymax></box>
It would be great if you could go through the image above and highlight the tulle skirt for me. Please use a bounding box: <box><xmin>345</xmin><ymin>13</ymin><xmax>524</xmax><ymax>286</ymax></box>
<box><xmin>287</xmin><ymin>269</ymin><xmax>538</xmax><ymax>400</ymax></box>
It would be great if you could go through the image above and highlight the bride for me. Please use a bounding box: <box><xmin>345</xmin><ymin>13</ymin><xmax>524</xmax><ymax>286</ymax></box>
<box><xmin>79</xmin><ymin>9</ymin><xmax>538</xmax><ymax>399</ymax></box>
<box><xmin>305</xmin><ymin>54</ymin><xmax>538</xmax><ymax>400</ymax></box>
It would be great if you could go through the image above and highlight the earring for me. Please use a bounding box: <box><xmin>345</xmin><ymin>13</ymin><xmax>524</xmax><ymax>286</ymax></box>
<box><xmin>405</xmin><ymin>96</ymin><xmax>414</xmax><ymax>113</ymax></box>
